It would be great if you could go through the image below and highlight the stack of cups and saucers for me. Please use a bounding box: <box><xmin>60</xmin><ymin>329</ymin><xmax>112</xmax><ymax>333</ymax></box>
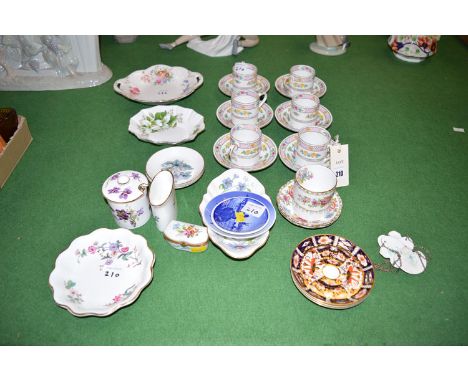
<box><xmin>207</xmin><ymin>62</ymin><xmax>279</xmax><ymax>255</ymax></box>
<box><xmin>214</xmin><ymin>62</ymin><xmax>277</xmax><ymax>173</ymax></box>
<box><xmin>274</xmin><ymin>64</ymin><xmax>343</xmax><ymax>229</ymax></box>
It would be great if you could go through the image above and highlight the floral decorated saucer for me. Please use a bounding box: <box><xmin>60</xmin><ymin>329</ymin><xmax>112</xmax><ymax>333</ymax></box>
<box><xmin>290</xmin><ymin>234</ymin><xmax>374</xmax><ymax>309</ymax></box>
<box><xmin>275</xmin><ymin>74</ymin><xmax>327</xmax><ymax>98</ymax></box>
<box><xmin>218</xmin><ymin>73</ymin><xmax>270</xmax><ymax>97</ymax></box>
<box><xmin>114</xmin><ymin>64</ymin><xmax>203</xmax><ymax>104</ymax></box>
<box><xmin>199</xmin><ymin>169</ymin><xmax>271</xmax><ymax>259</ymax></box>
<box><xmin>146</xmin><ymin>147</ymin><xmax>204</xmax><ymax>189</ymax></box>
<box><xmin>216</xmin><ymin>100</ymin><xmax>274</xmax><ymax>129</ymax></box>
<box><xmin>279</xmin><ymin>134</ymin><xmax>330</xmax><ymax>171</ymax></box>
<box><xmin>129</xmin><ymin>105</ymin><xmax>205</xmax><ymax>145</ymax></box>
<box><xmin>49</xmin><ymin>228</ymin><xmax>155</xmax><ymax>317</ymax></box>
<box><xmin>276</xmin><ymin>180</ymin><xmax>342</xmax><ymax>229</ymax></box>
<box><xmin>275</xmin><ymin>101</ymin><xmax>333</xmax><ymax>131</ymax></box>
<box><xmin>213</xmin><ymin>133</ymin><xmax>277</xmax><ymax>172</ymax></box>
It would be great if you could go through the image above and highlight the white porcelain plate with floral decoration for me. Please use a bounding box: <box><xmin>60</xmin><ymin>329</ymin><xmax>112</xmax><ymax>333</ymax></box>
<box><xmin>49</xmin><ymin>228</ymin><xmax>155</xmax><ymax>317</ymax></box>
<box><xmin>216</xmin><ymin>100</ymin><xmax>274</xmax><ymax>129</ymax></box>
<box><xmin>114</xmin><ymin>64</ymin><xmax>204</xmax><ymax>104</ymax></box>
<box><xmin>146</xmin><ymin>147</ymin><xmax>204</xmax><ymax>189</ymax></box>
<box><xmin>279</xmin><ymin>134</ymin><xmax>331</xmax><ymax>171</ymax></box>
<box><xmin>275</xmin><ymin>74</ymin><xmax>327</xmax><ymax>98</ymax></box>
<box><xmin>213</xmin><ymin>133</ymin><xmax>277</xmax><ymax>172</ymax></box>
<box><xmin>218</xmin><ymin>73</ymin><xmax>270</xmax><ymax>97</ymax></box>
<box><xmin>277</xmin><ymin>180</ymin><xmax>342</xmax><ymax>229</ymax></box>
<box><xmin>275</xmin><ymin>100</ymin><xmax>333</xmax><ymax>131</ymax></box>
<box><xmin>129</xmin><ymin>105</ymin><xmax>205</xmax><ymax>145</ymax></box>
<box><xmin>199</xmin><ymin>169</ymin><xmax>271</xmax><ymax>259</ymax></box>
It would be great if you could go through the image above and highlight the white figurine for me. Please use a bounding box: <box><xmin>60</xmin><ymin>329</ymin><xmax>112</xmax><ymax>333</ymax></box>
<box><xmin>159</xmin><ymin>35</ymin><xmax>259</xmax><ymax>57</ymax></box>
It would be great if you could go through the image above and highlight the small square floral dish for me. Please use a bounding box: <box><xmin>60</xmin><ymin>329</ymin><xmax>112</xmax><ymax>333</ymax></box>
<box><xmin>163</xmin><ymin>220</ymin><xmax>208</xmax><ymax>252</ymax></box>
<box><xmin>49</xmin><ymin>228</ymin><xmax>155</xmax><ymax>317</ymax></box>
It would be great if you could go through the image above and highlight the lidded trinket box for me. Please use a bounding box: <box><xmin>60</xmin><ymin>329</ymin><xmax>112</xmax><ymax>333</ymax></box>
<box><xmin>102</xmin><ymin>170</ymin><xmax>152</xmax><ymax>229</ymax></box>
<box><xmin>163</xmin><ymin>220</ymin><xmax>208</xmax><ymax>252</ymax></box>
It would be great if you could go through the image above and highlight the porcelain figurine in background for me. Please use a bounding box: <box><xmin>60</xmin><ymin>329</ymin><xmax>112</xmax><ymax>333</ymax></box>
<box><xmin>149</xmin><ymin>170</ymin><xmax>177</xmax><ymax>231</ymax></box>
<box><xmin>388</xmin><ymin>35</ymin><xmax>440</xmax><ymax>63</ymax></box>
<box><xmin>159</xmin><ymin>35</ymin><xmax>259</xmax><ymax>57</ymax></box>
<box><xmin>102</xmin><ymin>171</ymin><xmax>152</xmax><ymax>229</ymax></box>
<box><xmin>0</xmin><ymin>35</ymin><xmax>112</xmax><ymax>90</ymax></box>
<box><xmin>114</xmin><ymin>36</ymin><xmax>138</xmax><ymax>44</ymax></box>
<box><xmin>309</xmin><ymin>36</ymin><xmax>350</xmax><ymax>56</ymax></box>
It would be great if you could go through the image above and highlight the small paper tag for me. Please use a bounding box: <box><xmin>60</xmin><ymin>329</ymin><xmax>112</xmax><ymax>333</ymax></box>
<box><xmin>453</xmin><ymin>127</ymin><xmax>465</xmax><ymax>133</ymax></box>
<box><xmin>241</xmin><ymin>201</ymin><xmax>266</xmax><ymax>218</ymax></box>
<box><xmin>329</xmin><ymin>144</ymin><xmax>349</xmax><ymax>187</ymax></box>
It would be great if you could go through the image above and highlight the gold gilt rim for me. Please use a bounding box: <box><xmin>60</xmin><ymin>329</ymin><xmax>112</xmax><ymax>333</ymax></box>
<box><xmin>289</xmin><ymin>233</ymin><xmax>375</xmax><ymax>310</ymax></box>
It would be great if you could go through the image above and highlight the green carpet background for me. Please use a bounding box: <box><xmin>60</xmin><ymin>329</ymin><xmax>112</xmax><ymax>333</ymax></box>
<box><xmin>0</xmin><ymin>36</ymin><xmax>467</xmax><ymax>345</ymax></box>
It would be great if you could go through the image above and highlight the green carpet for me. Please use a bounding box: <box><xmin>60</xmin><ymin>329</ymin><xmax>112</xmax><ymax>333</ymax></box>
<box><xmin>0</xmin><ymin>36</ymin><xmax>467</xmax><ymax>345</ymax></box>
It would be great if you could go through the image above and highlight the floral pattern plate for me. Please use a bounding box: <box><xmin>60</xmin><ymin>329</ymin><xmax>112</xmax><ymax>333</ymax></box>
<box><xmin>218</xmin><ymin>73</ymin><xmax>270</xmax><ymax>96</ymax></box>
<box><xmin>290</xmin><ymin>234</ymin><xmax>374</xmax><ymax>309</ymax></box>
<box><xmin>216</xmin><ymin>100</ymin><xmax>274</xmax><ymax>129</ymax></box>
<box><xmin>275</xmin><ymin>74</ymin><xmax>327</xmax><ymax>98</ymax></box>
<box><xmin>146</xmin><ymin>146</ymin><xmax>204</xmax><ymax>189</ymax></box>
<box><xmin>275</xmin><ymin>101</ymin><xmax>333</xmax><ymax>131</ymax></box>
<box><xmin>213</xmin><ymin>133</ymin><xmax>277</xmax><ymax>172</ymax></box>
<box><xmin>199</xmin><ymin>169</ymin><xmax>271</xmax><ymax>259</ymax></box>
<box><xmin>129</xmin><ymin>105</ymin><xmax>205</xmax><ymax>145</ymax></box>
<box><xmin>279</xmin><ymin>134</ymin><xmax>330</xmax><ymax>171</ymax></box>
<box><xmin>114</xmin><ymin>64</ymin><xmax>204</xmax><ymax>104</ymax></box>
<box><xmin>277</xmin><ymin>180</ymin><xmax>342</xmax><ymax>229</ymax></box>
<box><xmin>49</xmin><ymin>228</ymin><xmax>155</xmax><ymax>317</ymax></box>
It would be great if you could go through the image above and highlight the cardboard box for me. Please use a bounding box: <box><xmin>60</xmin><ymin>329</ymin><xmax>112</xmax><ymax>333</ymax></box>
<box><xmin>0</xmin><ymin>116</ymin><xmax>33</xmax><ymax>188</ymax></box>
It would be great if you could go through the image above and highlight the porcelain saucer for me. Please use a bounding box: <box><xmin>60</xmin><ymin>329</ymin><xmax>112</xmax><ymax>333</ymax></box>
<box><xmin>276</xmin><ymin>180</ymin><xmax>342</xmax><ymax>229</ymax></box>
<box><xmin>275</xmin><ymin>74</ymin><xmax>327</xmax><ymax>98</ymax></box>
<box><xmin>213</xmin><ymin>133</ymin><xmax>277</xmax><ymax>172</ymax></box>
<box><xmin>218</xmin><ymin>74</ymin><xmax>270</xmax><ymax>97</ymax></box>
<box><xmin>216</xmin><ymin>100</ymin><xmax>274</xmax><ymax>129</ymax></box>
<box><xmin>146</xmin><ymin>146</ymin><xmax>204</xmax><ymax>189</ymax></box>
<box><xmin>279</xmin><ymin>134</ymin><xmax>330</xmax><ymax>171</ymax></box>
<box><xmin>275</xmin><ymin>101</ymin><xmax>332</xmax><ymax>132</ymax></box>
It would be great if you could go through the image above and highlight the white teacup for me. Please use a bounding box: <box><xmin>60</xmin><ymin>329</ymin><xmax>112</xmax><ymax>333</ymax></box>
<box><xmin>232</xmin><ymin>62</ymin><xmax>257</xmax><ymax>89</ymax></box>
<box><xmin>293</xmin><ymin>164</ymin><xmax>336</xmax><ymax>213</ymax></box>
<box><xmin>231</xmin><ymin>88</ymin><xmax>267</xmax><ymax>126</ymax></box>
<box><xmin>287</xmin><ymin>64</ymin><xmax>315</xmax><ymax>94</ymax></box>
<box><xmin>149</xmin><ymin>170</ymin><xmax>177</xmax><ymax>231</ymax></box>
<box><xmin>289</xmin><ymin>93</ymin><xmax>321</xmax><ymax>130</ymax></box>
<box><xmin>295</xmin><ymin>126</ymin><xmax>332</xmax><ymax>167</ymax></box>
<box><xmin>229</xmin><ymin>125</ymin><xmax>262</xmax><ymax>167</ymax></box>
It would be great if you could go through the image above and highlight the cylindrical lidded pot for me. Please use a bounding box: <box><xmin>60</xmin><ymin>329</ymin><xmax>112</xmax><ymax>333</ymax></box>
<box><xmin>102</xmin><ymin>170</ymin><xmax>151</xmax><ymax>229</ymax></box>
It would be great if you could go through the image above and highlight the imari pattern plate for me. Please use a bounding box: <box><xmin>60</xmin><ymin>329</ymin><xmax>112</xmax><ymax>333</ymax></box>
<box><xmin>216</xmin><ymin>100</ymin><xmax>274</xmax><ymax>129</ymax></box>
<box><xmin>275</xmin><ymin>74</ymin><xmax>327</xmax><ymax>98</ymax></box>
<box><xmin>49</xmin><ymin>228</ymin><xmax>155</xmax><ymax>317</ymax></box>
<box><xmin>218</xmin><ymin>73</ymin><xmax>270</xmax><ymax>97</ymax></box>
<box><xmin>290</xmin><ymin>234</ymin><xmax>374</xmax><ymax>309</ymax></box>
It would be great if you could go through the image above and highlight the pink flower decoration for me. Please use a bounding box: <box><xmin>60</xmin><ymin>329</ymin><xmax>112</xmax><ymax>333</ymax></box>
<box><xmin>120</xmin><ymin>247</ymin><xmax>129</xmax><ymax>253</ymax></box>
<box><xmin>87</xmin><ymin>246</ymin><xmax>97</xmax><ymax>254</ymax></box>
<box><xmin>113</xmin><ymin>295</ymin><xmax>122</xmax><ymax>303</ymax></box>
<box><xmin>130</xmin><ymin>87</ymin><xmax>140</xmax><ymax>95</ymax></box>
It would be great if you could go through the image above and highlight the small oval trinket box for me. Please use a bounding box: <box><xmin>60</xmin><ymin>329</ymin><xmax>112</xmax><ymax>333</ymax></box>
<box><xmin>163</xmin><ymin>220</ymin><xmax>209</xmax><ymax>253</ymax></box>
